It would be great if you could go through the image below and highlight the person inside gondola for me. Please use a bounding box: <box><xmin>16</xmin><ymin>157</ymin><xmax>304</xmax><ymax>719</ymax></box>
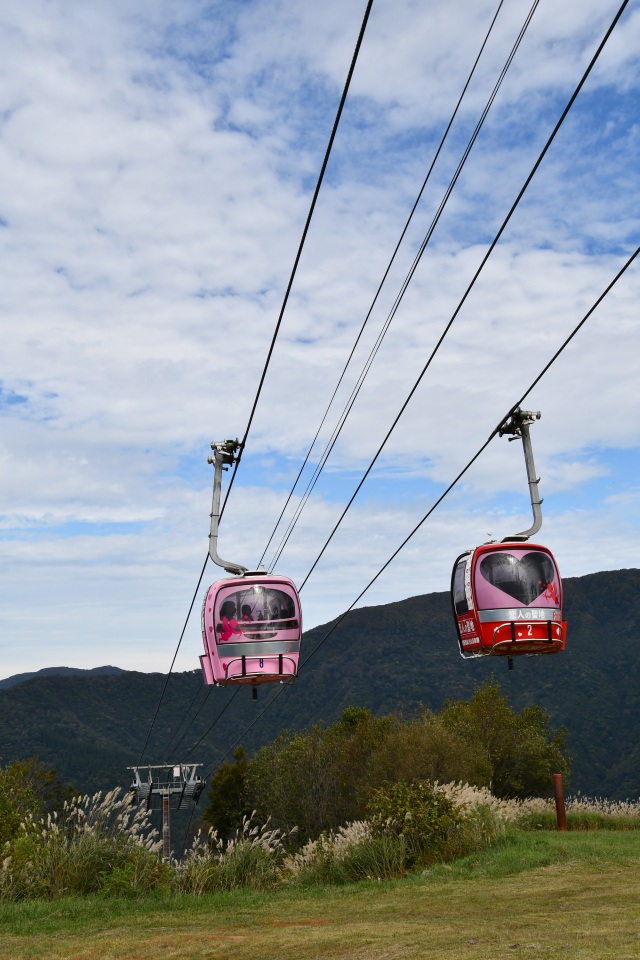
<box><xmin>218</xmin><ymin>600</ymin><xmax>241</xmax><ymax>642</ymax></box>
<box><xmin>240</xmin><ymin>604</ymin><xmax>254</xmax><ymax>622</ymax></box>
<box><xmin>280</xmin><ymin>595</ymin><xmax>295</xmax><ymax>619</ymax></box>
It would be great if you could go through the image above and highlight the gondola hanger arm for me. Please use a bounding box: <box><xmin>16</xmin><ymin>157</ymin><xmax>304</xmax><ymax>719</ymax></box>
<box><xmin>497</xmin><ymin>408</ymin><xmax>543</xmax><ymax>542</ymax></box>
<box><xmin>208</xmin><ymin>439</ymin><xmax>248</xmax><ymax>575</ymax></box>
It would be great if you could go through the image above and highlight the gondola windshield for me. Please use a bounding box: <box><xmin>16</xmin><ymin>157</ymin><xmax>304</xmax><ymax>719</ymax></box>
<box><xmin>474</xmin><ymin>548</ymin><xmax>561</xmax><ymax>611</ymax></box>
<box><xmin>214</xmin><ymin>583</ymin><xmax>299</xmax><ymax>643</ymax></box>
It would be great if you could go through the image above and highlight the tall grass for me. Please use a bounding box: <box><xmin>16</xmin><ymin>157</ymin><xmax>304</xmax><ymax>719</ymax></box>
<box><xmin>0</xmin><ymin>789</ymin><xmax>167</xmax><ymax>901</ymax></box>
<box><xmin>283</xmin><ymin>820</ymin><xmax>409</xmax><ymax>885</ymax></box>
<box><xmin>175</xmin><ymin>815</ymin><xmax>294</xmax><ymax>894</ymax></box>
<box><xmin>1</xmin><ymin>784</ymin><xmax>637</xmax><ymax>901</ymax></box>
<box><xmin>282</xmin><ymin>786</ymin><xmax>507</xmax><ymax>886</ymax></box>
<box><xmin>433</xmin><ymin>781</ymin><xmax>640</xmax><ymax>830</ymax></box>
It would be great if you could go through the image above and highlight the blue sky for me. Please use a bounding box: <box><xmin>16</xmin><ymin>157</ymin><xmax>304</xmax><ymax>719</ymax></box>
<box><xmin>1</xmin><ymin>0</ymin><xmax>639</xmax><ymax>677</ymax></box>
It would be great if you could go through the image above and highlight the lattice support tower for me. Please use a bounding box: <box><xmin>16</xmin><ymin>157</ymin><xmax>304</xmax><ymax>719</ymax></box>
<box><xmin>128</xmin><ymin>764</ymin><xmax>205</xmax><ymax>858</ymax></box>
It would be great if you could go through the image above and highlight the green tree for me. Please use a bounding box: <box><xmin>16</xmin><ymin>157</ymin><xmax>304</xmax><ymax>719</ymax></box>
<box><xmin>0</xmin><ymin>757</ymin><xmax>72</xmax><ymax>845</ymax></box>
<box><xmin>362</xmin><ymin>709</ymin><xmax>491</xmax><ymax>794</ymax></box>
<box><xmin>440</xmin><ymin>679</ymin><xmax>570</xmax><ymax>798</ymax></box>
<box><xmin>246</xmin><ymin>724</ymin><xmax>345</xmax><ymax>842</ymax></box>
<box><xmin>201</xmin><ymin>746</ymin><xmax>251</xmax><ymax>838</ymax></box>
<box><xmin>215</xmin><ymin>687</ymin><xmax>569</xmax><ymax>844</ymax></box>
<box><xmin>245</xmin><ymin>709</ymin><xmax>394</xmax><ymax>841</ymax></box>
<box><xmin>245</xmin><ymin>706</ymin><xmax>490</xmax><ymax>841</ymax></box>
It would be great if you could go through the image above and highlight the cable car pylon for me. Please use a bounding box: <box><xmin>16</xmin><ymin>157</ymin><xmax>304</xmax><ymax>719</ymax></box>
<box><xmin>128</xmin><ymin>764</ymin><xmax>205</xmax><ymax>859</ymax></box>
<box><xmin>200</xmin><ymin>440</ymin><xmax>302</xmax><ymax>698</ymax></box>
<box><xmin>451</xmin><ymin>408</ymin><xmax>567</xmax><ymax>668</ymax></box>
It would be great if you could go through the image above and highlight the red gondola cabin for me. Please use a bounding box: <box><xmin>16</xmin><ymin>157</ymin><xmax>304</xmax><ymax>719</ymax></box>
<box><xmin>451</xmin><ymin>541</ymin><xmax>566</xmax><ymax>658</ymax></box>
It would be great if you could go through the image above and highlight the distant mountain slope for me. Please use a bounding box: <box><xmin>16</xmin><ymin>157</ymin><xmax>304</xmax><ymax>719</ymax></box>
<box><xmin>0</xmin><ymin>665</ymin><xmax>126</xmax><ymax>690</ymax></box>
<box><xmin>0</xmin><ymin>569</ymin><xmax>638</xmax><ymax>799</ymax></box>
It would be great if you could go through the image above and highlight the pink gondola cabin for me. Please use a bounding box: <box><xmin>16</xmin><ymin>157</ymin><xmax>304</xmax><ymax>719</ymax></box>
<box><xmin>200</xmin><ymin>573</ymin><xmax>301</xmax><ymax>687</ymax></box>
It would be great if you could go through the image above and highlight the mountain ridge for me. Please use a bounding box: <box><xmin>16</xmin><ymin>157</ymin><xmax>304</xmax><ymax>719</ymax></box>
<box><xmin>0</xmin><ymin>665</ymin><xmax>126</xmax><ymax>690</ymax></box>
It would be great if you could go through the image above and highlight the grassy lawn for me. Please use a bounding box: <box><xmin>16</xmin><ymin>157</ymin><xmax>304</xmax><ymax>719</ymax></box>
<box><xmin>1</xmin><ymin>831</ymin><xmax>639</xmax><ymax>959</ymax></box>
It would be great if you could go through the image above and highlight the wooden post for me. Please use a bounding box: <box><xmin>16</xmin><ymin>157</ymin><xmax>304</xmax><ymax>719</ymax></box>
<box><xmin>553</xmin><ymin>773</ymin><xmax>567</xmax><ymax>831</ymax></box>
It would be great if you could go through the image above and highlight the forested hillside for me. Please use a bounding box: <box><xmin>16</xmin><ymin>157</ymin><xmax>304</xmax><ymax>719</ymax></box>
<box><xmin>0</xmin><ymin>567</ymin><xmax>638</xmax><ymax>799</ymax></box>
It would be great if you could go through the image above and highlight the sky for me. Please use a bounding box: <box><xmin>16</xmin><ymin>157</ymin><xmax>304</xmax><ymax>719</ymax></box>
<box><xmin>1</xmin><ymin>0</ymin><xmax>639</xmax><ymax>678</ymax></box>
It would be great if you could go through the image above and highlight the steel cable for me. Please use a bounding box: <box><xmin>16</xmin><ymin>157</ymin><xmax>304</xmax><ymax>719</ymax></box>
<box><xmin>137</xmin><ymin>552</ymin><xmax>209</xmax><ymax>764</ymax></box>
<box><xmin>299</xmin><ymin>0</ymin><xmax>631</xmax><ymax>590</ymax></box>
<box><xmin>257</xmin><ymin>0</ymin><xmax>508</xmax><ymax>569</ymax></box>
<box><xmin>266</xmin><ymin>0</ymin><xmax>540</xmax><ymax>573</ymax></box>
<box><xmin>144</xmin><ymin>0</ymin><xmax>376</xmax><ymax>763</ymax></box>
<box><xmin>218</xmin><ymin>0</ymin><xmax>375</xmax><ymax>525</ymax></box>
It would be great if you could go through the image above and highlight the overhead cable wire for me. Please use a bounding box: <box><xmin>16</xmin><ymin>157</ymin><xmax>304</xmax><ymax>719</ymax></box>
<box><xmin>180</xmin><ymin>684</ymin><xmax>282</xmax><ymax>852</ymax></box>
<box><xmin>195</xmin><ymin>685</ymin><xmax>287</xmax><ymax>800</ymax></box>
<box><xmin>137</xmin><ymin>0</ymin><xmax>375</xmax><ymax>763</ymax></box>
<box><xmin>162</xmin><ymin>683</ymin><xmax>212</xmax><ymax>762</ymax></box>
<box><xmin>257</xmin><ymin>0</ymin><xmax>508</xmax><ymax>569</ymax></box>
<box><xmin>265</xmin><ymin>0</ymin><xmax>539</xmax><ymax>573</ymax></box>
<box><xmin>183</xmin><ymin>687</ymin><xmax>242</xmax><ymax>760</ymax></box>
<box><xmin>298</xmin><ymin>0</ymin><xmax>631</xmax><ymax>590</ymax></box>
<box><xmin>218</xmin><ymin>0</ymin><xmax>375</xmax><ymax>525</ymax></box>
<box><xmin>199</xmin><ymin>238</ymin><xmax>640</xmax><ymax>788</ymax></box>
<box><xmin>137</xmin><ymin>552</ymin><xmax>210</xmax><ymax>764</ymax></box>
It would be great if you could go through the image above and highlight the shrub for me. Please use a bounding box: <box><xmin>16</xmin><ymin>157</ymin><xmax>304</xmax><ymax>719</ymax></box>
<box><xmin>0</xmin><ymin>759</ymin><xmax>72</xmax><ymax>846</ymax></box>
<box><xmin>282</xmin><ymin>782</ymin><xmax>508</xmax><ymax>887</ymax></box>
<box><xmin>367</xmin><ymin>780</ymin><xmax>461</xmax><ymax>866</ymax></box>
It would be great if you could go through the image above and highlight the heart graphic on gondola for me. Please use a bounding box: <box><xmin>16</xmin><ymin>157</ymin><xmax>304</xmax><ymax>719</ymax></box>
<box><xmin>479</xmin><ymin>552</ymin><xmax>556</xmax><ymax>606</ymax></box>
